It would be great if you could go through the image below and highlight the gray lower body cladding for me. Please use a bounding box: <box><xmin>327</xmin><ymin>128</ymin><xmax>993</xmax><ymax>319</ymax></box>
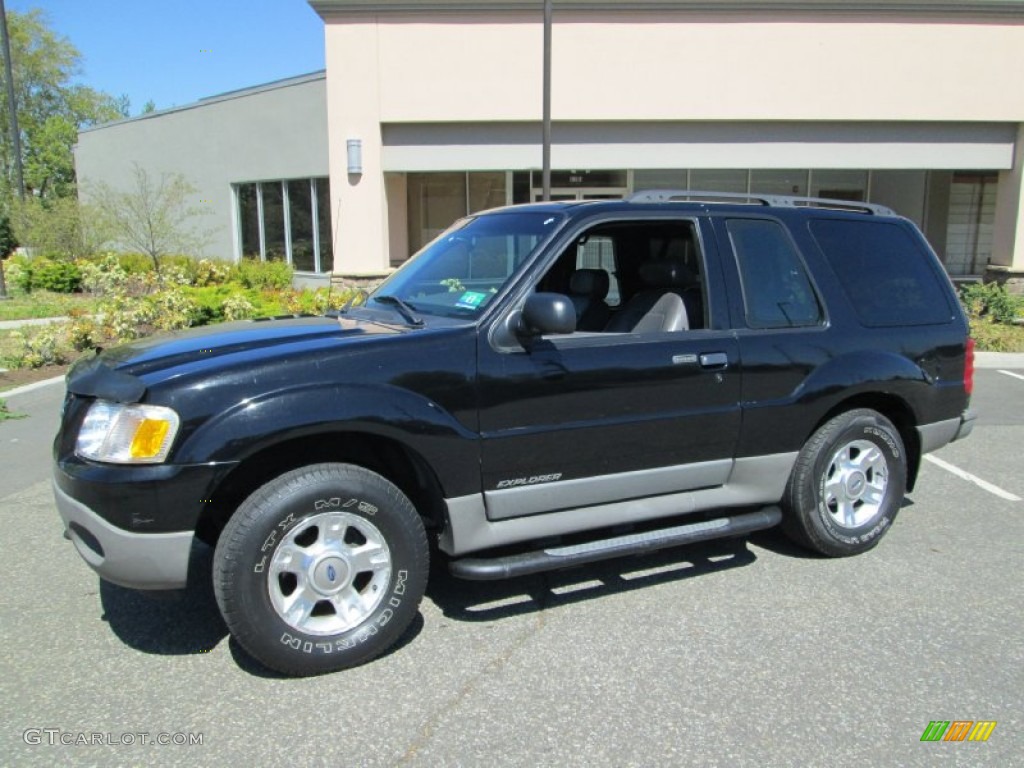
<box><xmin>439</xmin><ymin>452</ymin><xmax>797</xmax><ymax>556</ymax></box>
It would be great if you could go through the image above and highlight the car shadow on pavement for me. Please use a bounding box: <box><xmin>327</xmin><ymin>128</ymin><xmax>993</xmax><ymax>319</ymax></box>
<box><xmin>225</xmin><ymin>612</ymin><xmax>426</xmax><ymax>679</ymax></box>
<box><xmin>747</xmin><ymin>497</ymin><xmax>917</xmax><ymax>558</ymax></box>
<box><xmin>100</xmin><ymin>539</ymin><xmax>427</xmax><ymax>678</ymax></box>
<box><xmin>426</xmin><ymin>536</ymin><xmax>757</xmax><ymax>623</ymax></box>
<box><xmin>99</xmin><ymin>541</ymin><xmax>227</xmax><ymax>656</ymax></box>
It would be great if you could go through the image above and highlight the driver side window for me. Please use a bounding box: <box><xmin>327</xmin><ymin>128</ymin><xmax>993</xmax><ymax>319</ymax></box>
<box><xmin>539</xmin><ymin>220</ymin><xmax>706</xmax><ymax>334</ymax></box>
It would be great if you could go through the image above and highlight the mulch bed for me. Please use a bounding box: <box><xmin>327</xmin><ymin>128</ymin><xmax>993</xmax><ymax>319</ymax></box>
<box><xmin>0</xmin><ymin>364</ymin><xmax>69</xmax><ymax>393</ymax></box>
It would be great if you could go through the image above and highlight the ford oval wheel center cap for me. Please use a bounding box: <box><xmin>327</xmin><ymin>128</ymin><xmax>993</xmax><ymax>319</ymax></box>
<box><xmin>845</xmin><ymin>471</ymin><xmax>866</xmax><ymax>499</ymax></box>
<box><xmin>311</xmin><ymin>555</ymin><xmax>350</xmax><ymax>595</ymax></box>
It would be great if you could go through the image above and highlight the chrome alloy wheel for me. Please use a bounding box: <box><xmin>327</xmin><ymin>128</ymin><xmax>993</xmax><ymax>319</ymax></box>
<box><xmin>268</xmin><ymin>511</ymin><xmax>392</xmax><ymax>636</ymax></box>
<box><xmin>821</xmin><ymin>439</ymin><xmax>889</xmax><ymax>529</ymax></box>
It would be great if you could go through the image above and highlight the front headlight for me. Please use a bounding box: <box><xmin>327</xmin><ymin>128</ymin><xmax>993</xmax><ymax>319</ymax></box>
<box><xmin>76</xmin><ymin>400</ymin><xmax>180</xmax><ymax>464</ymax></box>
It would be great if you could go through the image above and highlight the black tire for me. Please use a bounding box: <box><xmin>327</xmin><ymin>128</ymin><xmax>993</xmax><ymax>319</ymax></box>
<box><xmin>782</xmin><ymin>409</ymin><xmax>907</xmax><ymax>557</ymax></box>
<box><xmin>213</xmin><ymin>463</ymin><xmax>428</xmax><ymax>676</ymax></box>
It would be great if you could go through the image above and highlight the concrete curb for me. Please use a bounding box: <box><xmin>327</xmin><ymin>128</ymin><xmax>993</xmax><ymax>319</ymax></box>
<box><xmin>1</xmin><ymin>375</ymin><xmax>65</xmax><ymax>399</ymax></box>
<box><xmin>0</xmin><ymin>316</ymin><xmax>68</xmax><ymax>331</ymax></box>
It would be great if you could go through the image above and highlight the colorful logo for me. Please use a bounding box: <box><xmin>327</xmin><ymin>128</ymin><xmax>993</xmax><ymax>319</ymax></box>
<box><xmin>920</xmin><ymin>721</ymin><xmax>997</xmax><ymax>742</ymax></box>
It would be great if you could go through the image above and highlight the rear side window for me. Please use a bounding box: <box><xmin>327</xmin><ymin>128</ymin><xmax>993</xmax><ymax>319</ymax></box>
<box><xmin>727</xmin><ymin>219</ymin><xmax>822</xmax><ymax>329</ymax></box>
<box><xmin>810</xmin><ymin>219</ymin><xmax>953</xmax><ymax>327</ymax></box>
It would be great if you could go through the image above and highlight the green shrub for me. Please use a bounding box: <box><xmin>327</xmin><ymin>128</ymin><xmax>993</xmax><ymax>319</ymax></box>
<box><xmin>4</xmin><ymin>255</ymin><xmax>32</xmax><ymax>293</ymax></box>
<box><xmin>234</xmin><ymin>258</ymin><xmax>293</xmax><ymax>290</ymax></box>
<box><xmin>116</xmin><ymin>253</ymin><xmax>156</xmax><ymax>275</ymax></box>
<box><xmin>32</xmin><ymin>259</ymin><xmax>82</xmax><ymax>293</ymax></box>
<box><xmin>969</xmin><ymin>318</ymin><xmax>1024</xmax><ymax>352</ymax></box>
<box><xmin>960</xmin><ymin>282</ymin><xmax>1024</xmax><ymax>325</ymax></box>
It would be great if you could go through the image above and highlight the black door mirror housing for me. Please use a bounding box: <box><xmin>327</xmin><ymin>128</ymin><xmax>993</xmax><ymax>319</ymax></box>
<box><xmin>519</xmin><ymin>293</ymin><xmax>576</xmax><ymax>336</ymax></box>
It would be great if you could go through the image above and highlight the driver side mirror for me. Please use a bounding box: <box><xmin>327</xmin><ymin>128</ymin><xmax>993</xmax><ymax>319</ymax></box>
<box><xmin>519</xmin><ymin>293</ymin><xmax>576</xmax><ymax>336</ymax></box>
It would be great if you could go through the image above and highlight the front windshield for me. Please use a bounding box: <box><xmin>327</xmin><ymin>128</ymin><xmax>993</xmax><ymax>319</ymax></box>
<box><xmin>370</xmin><ymin>211</ymin><xmax>564</xmax><ymax>319</ymax></box>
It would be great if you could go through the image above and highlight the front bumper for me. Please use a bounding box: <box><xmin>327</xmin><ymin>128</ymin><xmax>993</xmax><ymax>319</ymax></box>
<box><xmin>54</xmin><ymin>482</ymin><xmax>193</xmax><ymax>590</ymax></box>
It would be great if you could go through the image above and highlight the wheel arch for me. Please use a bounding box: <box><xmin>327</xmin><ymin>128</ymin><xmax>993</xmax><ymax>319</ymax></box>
<box><xmin>196</xmin><ymin>430</ymin><xmax>448</xmax><ymax>547</ymax></box>
<box><xmin>812</xmin><ymin>393</ymin><xmax>921</xmax><ymax>492</ymax></box>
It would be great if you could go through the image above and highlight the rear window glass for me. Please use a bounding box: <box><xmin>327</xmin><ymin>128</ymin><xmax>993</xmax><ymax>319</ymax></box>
<box><xmin>809</xmin><ymin>219</ymin><xmax>953</xmax><ymax>327</ymax></box>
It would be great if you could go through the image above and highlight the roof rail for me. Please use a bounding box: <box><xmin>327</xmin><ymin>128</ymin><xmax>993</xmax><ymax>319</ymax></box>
<box><xmin>626</xmin><ymin>189</ymin><xmax>895</xmax><ymax>216</ymax></box>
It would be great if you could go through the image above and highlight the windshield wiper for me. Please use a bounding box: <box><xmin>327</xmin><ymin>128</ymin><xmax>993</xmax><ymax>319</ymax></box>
<box><xmin>372</xmin><ymin>295</ymin><xmax>425</xmax><ymax>327</ymax></box>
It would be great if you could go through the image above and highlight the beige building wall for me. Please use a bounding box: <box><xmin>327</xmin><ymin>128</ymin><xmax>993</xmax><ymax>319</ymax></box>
<box><xmin>314</xmin><ymin>1</ymin><xmax>1024</xmax><ymax>275</ymax></box>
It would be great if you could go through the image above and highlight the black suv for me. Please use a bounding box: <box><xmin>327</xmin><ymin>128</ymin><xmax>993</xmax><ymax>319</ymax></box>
<box><xmin>53</xmin><ymin>191</ymin><xmax>975</xmax><ymax>675</ymax></box>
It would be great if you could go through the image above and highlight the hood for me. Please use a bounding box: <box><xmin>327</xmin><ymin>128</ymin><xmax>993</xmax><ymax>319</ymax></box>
<box><xmin>66</xmin><ymin>315</ymin><xmax>404</xmax><ymax>402</ymax></box>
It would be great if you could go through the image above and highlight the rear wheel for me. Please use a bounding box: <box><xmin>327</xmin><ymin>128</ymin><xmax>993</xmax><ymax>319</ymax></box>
<box><xmin>214</xmin><ymin>463</ymin><xmax>428</xmax><ymax>675</ymax></box>
<box><xmin>782</xmin><ymin>409</ymin><xmax>907</xmax><ymax>557</ymax></box>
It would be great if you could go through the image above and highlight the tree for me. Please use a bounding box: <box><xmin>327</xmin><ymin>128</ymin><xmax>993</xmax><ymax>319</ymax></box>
<box><xmin>0</xmin><ymin>9</ymin><xmax>122</xmax><ymax>201</ymax></box>
<box><xmin>0</xmin><ymin>212</ymin><xmax>13</xmax><ymax>299</ymax></box>
<box><xmin>9</xmin><ymin>191</ymin><xmax>102</xmax><ymax>259</ymax></box>
<box><xmin>89</xmin><ymin>164</ymin><xmax>212</xmax><ymax>272</ymax></box>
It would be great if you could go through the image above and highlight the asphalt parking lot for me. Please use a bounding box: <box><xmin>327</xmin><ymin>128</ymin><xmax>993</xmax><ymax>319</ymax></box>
<box><xmin>1</xmin><ymin>367</ymin><xmax>1021</xmax><ymax>767</ymax></box>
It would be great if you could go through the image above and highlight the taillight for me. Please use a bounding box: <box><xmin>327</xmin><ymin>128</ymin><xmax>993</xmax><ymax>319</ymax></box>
<box><xmin>964</xmin><ymin>337</ymin><xmax>975</xmax><ymax>397</ymax></box>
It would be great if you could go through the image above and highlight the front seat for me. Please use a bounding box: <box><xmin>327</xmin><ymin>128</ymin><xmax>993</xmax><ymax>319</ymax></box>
<box><xmin>604</xmin><ymin>261</ymin><xmax>690</xmax><ymax>333</ymax></box>
<box><xmin>567</xmin><ymin>269</ymin><xmax>611</xmax><ymax>331</ymax></box>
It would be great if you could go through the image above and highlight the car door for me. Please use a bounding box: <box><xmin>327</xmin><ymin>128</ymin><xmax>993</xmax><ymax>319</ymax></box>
<box><xmin>475</xmin><ymin>214</ymin><xmax>743</xmax><ymax>521</ymax></box>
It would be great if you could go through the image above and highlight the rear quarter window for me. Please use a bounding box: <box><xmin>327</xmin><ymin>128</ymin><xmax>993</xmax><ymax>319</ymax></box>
<box><xmin>727</xmin><ymin>218</ymin><xmax>822</xmax><ymax>329</ymax></box>
<box><xmin>809</xmin><ymin>219</ymin><xmax>954</xmax><ymax>327</ymax></box>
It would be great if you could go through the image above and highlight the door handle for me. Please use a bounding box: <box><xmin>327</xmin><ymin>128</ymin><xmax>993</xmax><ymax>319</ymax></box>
<box><xmin>699</xmin><ymin>352</ymin><xmax>729</xmax><ymax>369</ymax></box>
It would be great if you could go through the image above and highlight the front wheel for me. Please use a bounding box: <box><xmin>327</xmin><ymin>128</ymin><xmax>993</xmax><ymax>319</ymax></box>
<box><xmin>782</xmin><ymin>409</ymin><xmax>907</xmax><ymax>557</ymax></box>
<box><xmin>214</xmin><ymin>463</ymin><xmax>428</xmax><ymax>676</ymax></box>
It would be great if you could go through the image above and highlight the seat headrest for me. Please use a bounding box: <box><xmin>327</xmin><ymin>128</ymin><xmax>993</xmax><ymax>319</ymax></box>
<box><xmin>569</xmin><ymin>269</ymin><xmax>610</xmax><ymax>299</ymax></box>
<box><xmin>638</xmin><ymin>260</ymin><xmax>696</xmax><ymax>288</ymax></box>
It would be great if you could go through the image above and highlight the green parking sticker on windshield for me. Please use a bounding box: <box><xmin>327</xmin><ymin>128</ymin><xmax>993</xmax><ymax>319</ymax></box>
<box><xmin>456</xmin><ymin>291</ymin><xmax>488</xmax><ymax>310</ymax></box>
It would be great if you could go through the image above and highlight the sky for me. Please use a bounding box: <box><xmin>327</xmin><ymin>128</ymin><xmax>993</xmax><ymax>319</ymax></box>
<box><xmin>7</xmin><ymin>0</ymin><xmax>326</xmax><ymax>115</ymax></box>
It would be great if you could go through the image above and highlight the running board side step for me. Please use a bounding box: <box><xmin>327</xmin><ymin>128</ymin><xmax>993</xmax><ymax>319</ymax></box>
<box><xmin>448</xmin><ymin>506</ymin><xmax>782</xmax><ymax>581</ymax></box>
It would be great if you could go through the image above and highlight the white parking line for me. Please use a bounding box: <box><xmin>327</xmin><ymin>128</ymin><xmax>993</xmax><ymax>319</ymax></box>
<box><xmin>997</xmin><ymin>369</ymin><xmax>1024</xmax><ymax>382</ymax></box>
<box><xmin>924</xmin><ymin>454</ymin><xmax>1021</xmax><ymax>502</ymax></box>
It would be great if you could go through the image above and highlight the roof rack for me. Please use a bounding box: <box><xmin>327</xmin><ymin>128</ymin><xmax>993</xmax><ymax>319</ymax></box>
<box><xmin>626</xmin><ymin>189</ymin><xmax>895</xmax><ymax>217</ymax></box>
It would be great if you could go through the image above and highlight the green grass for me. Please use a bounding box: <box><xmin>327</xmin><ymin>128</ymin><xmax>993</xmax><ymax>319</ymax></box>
<box><xmin>0</xmin><ymin>291</ymin><xmax>101</xmax><ymax>322</ymax></box>
<box><xmin>969</xmin><ymin>318</ymin><xmax>1024</xmax><ymax>352</ymax></box>
<box><xmin>0</xmin><ymin>397</ymin><xmax>25</xmax><ymax>422</ymax></box>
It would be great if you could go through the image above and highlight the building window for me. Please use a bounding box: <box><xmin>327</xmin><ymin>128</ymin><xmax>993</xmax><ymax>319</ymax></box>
<box><xmin>237</xmin><ymin>183</ymin><xmax>260</xmax><ymax>259</ymax></box>
<box><xmin>689</xmin><ymin>169</ymin><xmax>748</xmax><ymax>193</ymax></box>
<box><xmin>633</xmin><ymin>169</ymin><xmax>688</xmax><ymax>190</ymax></box>
<box><xmin>750</xmin><ymin>169</ymin><xmax>807</xmax><ymax>197</ymax></box>
<box><xmin>811</xmin><ymin>170</ymin><xmax>868</xmax><ymax>201</ymax></box>
<box><xmin>945</xmin><ymin>172</ymin><xmax>997</xmax><ymax>276</ymax></box>
<box><xmin>234</xmin><ymin>177</ymin><xmax>333</xmax><ymax>272</ymax></box>
<box><xmin>288</xmin><ymin>179</ymin><xmax>315</xmax><ymax>272</ymax></box>
<box><xmin>406</xmin><ymin>172</ymin><xmax>509</xmax><ymax>256</ymax></box>
<box><xmin>315</xmin><ymin>178</ymin><xmax>334</xmax><ymax>273</ymax></box>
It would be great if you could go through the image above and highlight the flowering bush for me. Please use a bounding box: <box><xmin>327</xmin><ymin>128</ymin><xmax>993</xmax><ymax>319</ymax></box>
<box><xmin>79</xmin><ymin>254</ymin><xmax>133</xmax><ymax>295</ymax></box>
<box><xmin>7</xmin><ymin>325</ymin><xmax>73</xmax><ymax>368</ymax></box>
<box><xmin>223</xmin><ymin>293</ymin><xmax>257</xmax><ymax>321</ymax></box>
